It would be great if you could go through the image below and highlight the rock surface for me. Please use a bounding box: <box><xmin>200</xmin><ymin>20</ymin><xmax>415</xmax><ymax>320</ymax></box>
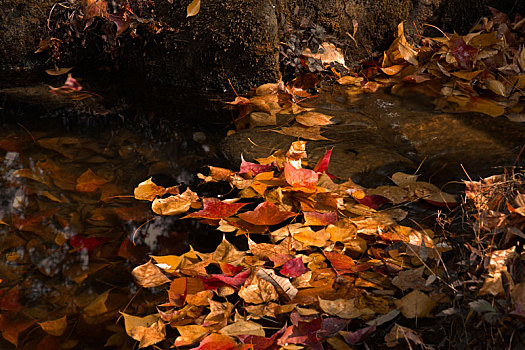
<box><xmin>220</xmin><ymin>88</ymin><xmax>525</xmax><ymax>188</ymax></box>
<box><xmin>1</xmin><ymin>0</ymin><xmax>524</xmax><ymax>91</ymax></box>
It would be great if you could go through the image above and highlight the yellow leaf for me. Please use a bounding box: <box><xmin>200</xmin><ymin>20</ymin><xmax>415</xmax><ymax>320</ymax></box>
<box><xmin>151</xmin><ymin>188</ymin><xmax>199</xmax><ymax>215</ymax></box>
<box><xmin>38</xmin><ymin>316</ymin><xmax>67</xmax><ymax>337</ymax></box>
<box><xmin>120</xmin><ymin>312</ymin><xmax>160</xmax><ymax>337</ymax></box>
<box><xmin>186</xmin><ymin>0</ymin><xmax>201</xmax><ymax>17</ymax></box>
<box><xmin>174</xmin><ymin>325</ymin><xmax>209</xmax><ymax>347</ymax></box>
<box><xmin>83</xmin><ymin>290</ymin><xmax>110</xmax><ymax>317</ymax></box>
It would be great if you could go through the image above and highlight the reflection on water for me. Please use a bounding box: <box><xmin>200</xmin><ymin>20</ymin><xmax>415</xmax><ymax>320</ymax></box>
<box><xmin>0</xmin><ymin>122</ymin><xmax>219</xmax><ymax>349</ymax></box>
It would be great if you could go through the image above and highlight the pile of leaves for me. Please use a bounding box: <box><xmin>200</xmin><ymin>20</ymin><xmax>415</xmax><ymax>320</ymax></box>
<box><xmin>229</xmin><ymin>7</ymin><xmax>525</xmax><ymax>129</ymax></box>
<box><xmin>127</xmin><ymin>141</ymin><xmax>466</xmax><ymax>349</ymax></box>
<box><xmin>342</xmin><ymin>8</ymin><xmax>525</xmax><ymax>120</ymax></box>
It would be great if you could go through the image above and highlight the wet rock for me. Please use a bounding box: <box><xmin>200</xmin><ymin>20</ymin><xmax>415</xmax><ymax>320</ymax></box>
<box><xmin>220</xmin><ymin>89</ymin><xmax>525</xmax><ymax>188</ymax></box>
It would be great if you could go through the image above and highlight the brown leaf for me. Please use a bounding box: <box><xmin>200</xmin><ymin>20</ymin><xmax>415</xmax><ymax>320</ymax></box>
<box><xmin>151</xmin><ymin>188</ymin><xmax>199</xmax><ymax>216</ymax></box>
<box><xmin>240</xmin><ymin>273</ymin><xmax>281</xmax><ymax>304</ymax></box>
<box><xmin>319</xmin><ymin>298</ymin><xmax>364</xmax><ymax>319</ymax></box>
<box><xmin>394</xmin><ymin>290</ymin><xmax>436</xmax><ymax>318</ymax></box>
<box><xmin>130</xmin><ymin>319</ymin><xmax>166</xmax><ymax>348</ymax></box>
<box><xmin>38</xmin><ymin>316</ymin><xmax>67</xmax><ymax>337</ymax></box>
<box><xmin>295</xmin><ymin>112</ymin><xmax>333</xmax><ymax>127</ymax></box>
<box><xmin>255</xmin><ymin>267</ymin><xmax>298</xmax><ymax>301</ymax></box>
<box><xmin>220</xmin><ymin>319</ymin><xmax>265</xmax><ymax>337</ymax></box>
<box><xmin>76</xmin><ymin>169</ymin><xmax>109</xmax><ymax>192</ymax></box>
<box><xmin>132</xmin><ymin>260</ymin><xmax>171</xmax><ymax>288</ymax></box>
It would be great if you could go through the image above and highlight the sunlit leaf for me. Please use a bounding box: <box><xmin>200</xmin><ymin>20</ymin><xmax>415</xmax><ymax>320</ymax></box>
<box><xmin>186</xmin><ymin>0</ymin><xmax>201</xmax><ymax>17</ymax></box>
<box><xmin>185</xmin><ymin>198</ymin><xmax>247</xmax><ymax>220</ymax></box>
<box><xmin>132</xmin><ymin>260</ymin><xmax>171</xmax><ymax>288</ymax></box>
<box><xmin>152</xmin><ymin>188</ymin><xmax>199</xmax><ymax>216</ymax></box>
<box><xmin>284</xmin><ymin>163</ymin><xmax>318</xmax><ymax>189</ymax></box>
<box><xmin>238</xmin><ymin>201</ymin><xmax>295</xmax><ymax>226</ymax></box>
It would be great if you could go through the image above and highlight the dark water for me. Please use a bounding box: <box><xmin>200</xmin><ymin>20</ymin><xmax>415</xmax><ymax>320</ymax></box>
<box><xmin>0</xmin><ymin>76</ymin><xmax>231</xmax><ymax>349</ymax></box>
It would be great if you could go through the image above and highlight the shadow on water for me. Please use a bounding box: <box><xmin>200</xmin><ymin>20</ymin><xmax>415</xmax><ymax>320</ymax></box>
<box><xmin>0</xmin><ymin>69</ymin><xmax>236</xmax><ymax>349</ymax></box>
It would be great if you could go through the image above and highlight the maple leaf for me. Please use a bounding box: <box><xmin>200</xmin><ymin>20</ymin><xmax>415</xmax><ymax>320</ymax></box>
<box><xmin>324</xmin><ymin>251</ymin><xmax>356</xmax><ymax>274</ymax></box>
<box><xmin>239</xmin><ymin>155</ymin><xmax>273</xmax><ymax>176</ymax></box>
<box><xmin>313</xmin><ymin>148</ymin><xmax>334</xmax><ymax>175</ymax></box>
<box><xmin>238</xmin><ymin>324</ymin><xmax>287</xmax><ymax>350</ymax></box>
<box><xmin>69</xmin><ymin>235</ymin><xmax>108</xmax><ymax>253</ymax></box>
<box><xmin>277</xmin><ymin>316</ymin><xmax>323</xmax><ymax>350</ymax></box>
<box><xmin>284</xmin><ymin>163</ymin><xmax>319</xmax><ymax>189</ymax></box>
<box><xmin>185</xmin><ymin>198</ymin><xmax>247</xmax><ymax>220</ymax></box>
<box><xmin>452</xmin><ymin>38</ymin><xmax>478</xmax><ymax>70</ymax></box>
<box><xmin>280</xmin><ymin>257</ymin><xmax>308</xmax><ymax>278</ymax></box>
<box><xmin>237</xmin><ymin>201</ymin><xmax>295</xmax><ymax>226</ymax></box>
<box><xmin>200</xmin><ymin>269</ymin><xmax>251</xmax><ymax>290</ymax></box>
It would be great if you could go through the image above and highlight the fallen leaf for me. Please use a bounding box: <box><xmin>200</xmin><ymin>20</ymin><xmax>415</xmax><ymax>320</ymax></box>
<box><xmin>394</xmin><ymin>290</ymin><xmax>436</xmax><ymax>318</ymax></box>
<box><xmin>152</xmin><ymin>188</ymin><xmax>199</xmax><ymax>216</ymax></box>
<box><xmin>238</xmin><ymin>201</ymin><xmax>295</xmax><ymax>226</ymax></box>
<box><xmin>255</xmin><ymin>268</ymin><xmax>298</xmax><ymax>301</ymax></box>
<box><xmin>280</xmin><ymin>257</ymin><xmax>308</xmax><ymax>278</ymax></box>
<box><xmin>132</xmin><ymin>260</ymin><xmax>171</xmax><ymax>288</ymax></box>
<box><xmin>186</xmin><ymin>0</ymin><xmax>201</xmax><ymax>17</ymax></box>
<box><xmin>220</xmin><ymin>319</ymin><xmax>265</xmax><ymax>337</ymax></box>
<box><xmin>284</xmin><ymin>163</ymin><xmax>319</xmax><ymax>190</ymax></box>
<box><xmin>38</xmin><ymin>316</ymin><xmax>67</xmax><ymax>337</ymax></box>
<box><xmin>318</xmin><ymin>298</ymin><xmax>363</xmax><ymax>319</ymax></box>
<box><xmin>185</xmin><ymin>198</ymin><xmax>247</xmax><ymax>220</ymax></box>
<box><xmin>175</xmin><ymin>325</ymin><xmax>209</xmax><ymax>347</ymax></box>
<box><xmin>76</xmin><ymin>169</ymin><xmax>109</xmax><ymax>192</ymax></box>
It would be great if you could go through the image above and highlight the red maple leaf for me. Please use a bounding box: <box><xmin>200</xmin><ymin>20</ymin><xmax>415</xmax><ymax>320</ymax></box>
<box><xmin>239</xmin><ymin>155</ymin><xmax>273</xmax><ymax>176</ymax></box>
<box><xmin>280</xmin><ymin>257</ymin><xmax>308</xmax><ymax>278</ymax></box>
<box><xmin>284</xmin><ymin>163</ymin><xmax>318</xmax><ymax>189</ymax></box>
<box><xmin>357</xmin><ymin>195</ymin><xmax>391</xmax><ymax>210</ymax></box>
<box><xmin>237</xmin><ymin>201</ymin><xmax>296</xmax><ymax>226</ymax></box>
<box><xmin>185</xmin><ymin>198</ymin><xmax>247</xmax><ymax>220</ymax></box>
<box><xmin>200</xmin><ymin>269</ymin><xmax>251</xmax><ymax>290</ymax></box>
<box><xmin>313</xmin><ymin>148</ymin><xmax>337</xmax><ymax>179</ymax></box>
<box><xmin>452</xmin><ymin>38</ymin><xmax>478</xmax><ymax>70</ymax></box>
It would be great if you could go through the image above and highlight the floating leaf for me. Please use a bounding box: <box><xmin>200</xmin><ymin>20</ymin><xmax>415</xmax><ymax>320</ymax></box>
<box><xmin>132</xmin><ymin>260</ymin><xmax>171</xmax><ymax>288</ymax></box>
<box><xmin>38</xmin><ymin>316</ymin><xmax>67</xmax><ymax>337</ymax></box>
<box><xmin>152</xmin><ymin>188</ymin><xmax>199</xmax><ymax>216</ymax></box>
<box><xmin>239</xmin><ymin>155</ymin><xmax>273</xmax><ymax>176</ymax></box>
<box><xmin>185</xmin><ymin>198</ymin><xmax>247</xmax><ymax>220</ymax></box>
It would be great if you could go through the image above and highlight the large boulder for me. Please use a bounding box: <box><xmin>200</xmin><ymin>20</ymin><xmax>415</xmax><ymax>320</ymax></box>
<box><xmin>1</xmin><ymin>0</ymin><xmax>524</xmax><ymax>91</ymax></box>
